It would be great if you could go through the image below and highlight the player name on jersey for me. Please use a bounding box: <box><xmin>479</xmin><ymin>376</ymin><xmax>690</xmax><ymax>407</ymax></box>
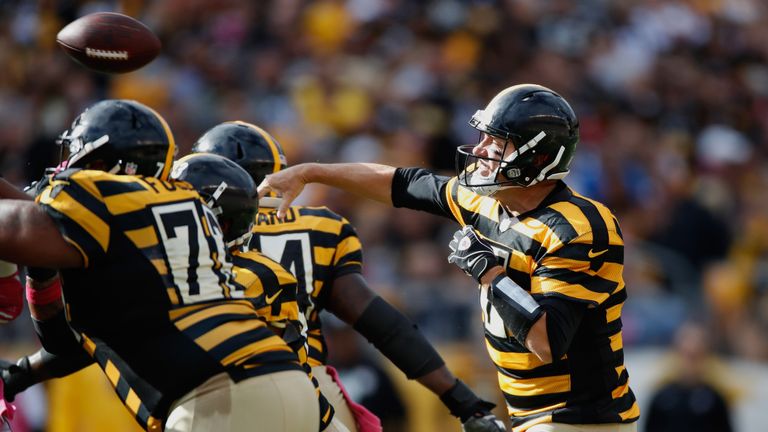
<box><xmin>256</xmin><ymin>208</ymin><xmax>297</xmax><ymax>225</ymax></box>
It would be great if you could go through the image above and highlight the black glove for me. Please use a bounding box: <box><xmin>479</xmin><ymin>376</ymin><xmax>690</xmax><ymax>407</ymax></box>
<box><xmin>462</xmin><ymin>414</ymin><xmax>507</xmax><ymax>432</ymax></box>
<box><xmin>448</xmin><ymin>225</ymin><xmax>497</xmax><ymax>283</ymax></box>
<box><xmin>0</xmin><ymin>357</ymin><xmax>34</xmax><ymax>403</ymax></box>
<box><xmin>440</xmin><ymin>379</ymin><xmax>505</xmax><ymax>431</ymax></box>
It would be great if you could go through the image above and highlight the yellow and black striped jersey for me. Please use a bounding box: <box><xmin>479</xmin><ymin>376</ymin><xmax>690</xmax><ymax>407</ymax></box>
<box><xmin>230</xmin><ymin>249</ymin><xmax>336</xmax><ymax>430</ymax></box>
<box><xmin>392</xmin><ymin>168</ymin><xmax>639</xmax><ymax>430</ymax></box>
<box><xmin>248</xmin><ymin>205</ymin><xmax>363</xmax><ymax>366</ymax></box>
<box><xmin>35</xmin><ymin>169</ymin><xmax>301</xmax><ymax>427</ymax></box>
<box><xmin>231</xmin><ymin>249</ymin><xmax>302</xmax><ymax>327</ymax></box>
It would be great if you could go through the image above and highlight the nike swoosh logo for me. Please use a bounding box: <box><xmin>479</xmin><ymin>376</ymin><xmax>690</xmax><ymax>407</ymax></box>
<box><xmin>265</xmin><ymin>289</ymin><xmax>283</xmax><ymax>305</ymax></box>
<box><xmin>588</xmin><ymin>249</ymin><xmax>608</xmax><ymax>258</ymax></box>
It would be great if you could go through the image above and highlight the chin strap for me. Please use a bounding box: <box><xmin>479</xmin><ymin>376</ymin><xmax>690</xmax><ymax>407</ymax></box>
<box><xmin>226</xmin><ymin>231</ymin><xmax>252</xmax><ymax>249</ymax></box>
<box><xmin>467</xmin><ymin>170</ymin><xmax>516</xmax><ymax>197</ymax></box>
<box><xmin>206</xmin><ymin>182</ymin><xmax>228</xmax><ymax>208</ymax></box>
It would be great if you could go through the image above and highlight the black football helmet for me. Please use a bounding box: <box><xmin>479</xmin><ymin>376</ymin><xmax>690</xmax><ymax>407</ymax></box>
<box><xmin>191</xmin><ymin>121</ymin><xmax>287</xmax><ymax>185</ymax></box>
<box><xmin>457</xmin><ymin>84</ymin><xmax>578</xmax><ymax>194</ymax></box>
<box><xmin>170</xmin><ymin>153</ymin><xmax>258</xmax><ymax>247</ymax></box>
<box><xmin>58</xmin><ymin>99</ymin><xmax>176</xmax><ymax>179</ymax></box>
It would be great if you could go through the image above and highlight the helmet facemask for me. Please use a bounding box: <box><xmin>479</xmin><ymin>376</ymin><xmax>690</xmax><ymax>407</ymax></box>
<box><xmin>457</xmin><ymin>130</ymin><xmax>568</xmax><ymax>195</ymax></box>
<box><xmin>203</xmin><ymin>184</ymin><xmax>256</xmax><ymax>249</ymax></box>
<box><xmin>56</xmin><ymin>114</ymin><xmax>117</xmax><ymax>173</ymax></box>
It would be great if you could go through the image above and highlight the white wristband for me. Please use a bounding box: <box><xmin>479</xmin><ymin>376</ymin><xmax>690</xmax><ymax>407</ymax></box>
<box><xmin>493</xmin><ymin>275</ymin><xmax>540</xmax><ymax>315</ymax></box>
<box><xmin>490</xmin><ymin>275</ymin><xmax>543</xmax><ymax>343</ymax></box>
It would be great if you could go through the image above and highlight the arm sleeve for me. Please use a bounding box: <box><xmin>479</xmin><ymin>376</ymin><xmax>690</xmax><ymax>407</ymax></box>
<box><xmin>32</xmin><ymin>308</ymin><xmax>84</xmax><ymax>355</ymax></box>
<box><xmin>35</xmin><ymin>170</ymin><xmax>112</xmax><ymax>266</ymax></box>
<box><xmin>29</xmin><ymin>346</ymin><xmax>93</xmax><ymax>379</ymax></box>
<box><xmin>2</xmin><ymin>347</ymin><xmax>93</xmax><ymax>402</ymax></box>
<box><xmin>353</xmin><ymin>296</ymin><xmax>445</xmax><ymax>379</ymax></box>
<box><xmin>539</xmin><ymin>296</ymin><xmax>587</xmax><ymax>360</ymax></box>
<box><xmin>391</xmin><ymin>167</ymin><xmax>453</xmax><ymax>217</ymax></box>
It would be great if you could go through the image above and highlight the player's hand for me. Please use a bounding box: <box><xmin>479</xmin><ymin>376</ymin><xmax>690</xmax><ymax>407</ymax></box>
<box><xmin>440</xmin><ymin>379</ymin><xmax>506</xmax><ymax>431</ymax></box>
<box><xmin>462</xmin><ymin>412</ymin><xmax>506</xmax><ymax>432</ymax></box>
<box><xmin>0</xmin><ymin>358</ymin><xmax>32</xmax><ymax>403</ymax></box>
<box><xmin>448</xmin><ymin>225</ymin><xmax>497</xmax><ymax>283</ymax></box>
<box><xmin>256</xmin><ymin>165</ymin><xmax>308</xmax><ymax>220</ymax></box>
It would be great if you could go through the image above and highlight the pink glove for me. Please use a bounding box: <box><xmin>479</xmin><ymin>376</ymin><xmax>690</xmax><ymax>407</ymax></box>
<box><xmin>326</xmin><ymin>365</ymin><xmax>382</xmax><ymax>432</ymax></box>
<box><xmin>0</xmin><ymin>273</ymin><xmax>23</xmax><ymax>324</ymax></box>
<box><xmin>0</xmin><ymin>378</ymin><xmax>16</xmax><ymax>423</ymax></box>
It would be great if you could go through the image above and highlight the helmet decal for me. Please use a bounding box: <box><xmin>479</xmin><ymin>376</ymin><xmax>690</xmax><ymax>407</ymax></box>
<box><xmin>171</xmin><ymin>161</ymin><xmax>188</xmax><ymax>179</ymax></box>
<box><xmin>124</xmin><ymin>161</ymin><xmax>139</xmax><ymax>175</ymax></box>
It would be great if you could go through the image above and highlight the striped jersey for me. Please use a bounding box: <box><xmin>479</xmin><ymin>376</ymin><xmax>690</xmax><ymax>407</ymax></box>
<box><xmin>230</xmin><ymin>249</ymin><xmax>336</xmax><ymax>429</ymax></box>
<box><xmin>35</xmin><ymin>169</ymin><xmax>301</xmax><ymax>429</ymax></box>
<box><xmin>248</xmin><ymin>205</ymin><xmax>363</xmax><ymax>366</ymax></box>
<box><xmin>231</xmin><ymin>249</ymin><xmax>303</xmax><ymax>329</ymax></box>
<box><xmin>392</xmin><ymin>168</ymin><xmax>639</xmax><ymax>430</ymax></box>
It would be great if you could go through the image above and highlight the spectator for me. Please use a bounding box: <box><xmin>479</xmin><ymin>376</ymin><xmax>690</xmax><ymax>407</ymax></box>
<box><xmin>645</xmin><ymin>321</ymin><xmax>734</xmax><ymax>432</ymax></box>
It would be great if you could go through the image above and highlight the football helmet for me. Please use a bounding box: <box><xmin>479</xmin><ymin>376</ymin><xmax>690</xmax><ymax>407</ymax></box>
<box><xmin>191</xmin><ymin>121</ymin><xmax>287</xmax><ymax>185</ymax></box>
<box><xmin>457</xmin><ymin>84</ymin><xmax>578</xmax><ymax>194</ymax></box>
<box><xmin>171</xmin><ymin>153</ymin><xmax>258</xmax><ymax>247</ymax></box>
<box><xmin>58</xmin><ymin>99</ymin><xmax>176</xmax><ymax>179</ymax></box>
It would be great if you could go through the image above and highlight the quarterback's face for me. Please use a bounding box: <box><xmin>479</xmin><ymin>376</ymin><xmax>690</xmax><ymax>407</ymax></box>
<box><xmin>472</xmin><ymin>133</ymin><xmax>514</xmax><ymax>177</ymax></box>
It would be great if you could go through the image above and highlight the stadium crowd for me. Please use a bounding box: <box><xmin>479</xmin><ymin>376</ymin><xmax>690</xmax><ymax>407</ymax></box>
<box><xmin>0</xmin><ymin>0</ymin><xmax>767</xmax><ymax>430</ymax></box>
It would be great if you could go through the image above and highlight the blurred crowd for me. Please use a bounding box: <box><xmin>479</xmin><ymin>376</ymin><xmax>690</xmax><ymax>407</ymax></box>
<box><xmin>1</xmin><ymin>0</ymin><xmax>768</xmax><ymax>430</ymax></box>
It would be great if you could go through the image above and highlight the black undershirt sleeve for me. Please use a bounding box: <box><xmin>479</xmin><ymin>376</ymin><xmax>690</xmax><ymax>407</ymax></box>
<box><xmin>391</xmin><ymin>167</ymin><xmax>453</xmax><ymax>218</ymax></box>
<box><xmin>353</xmin><ymin>296</ymin><xmax>445</xmax><ymax>379</ymax></box>
<box><xmin>539</xmin><ymin>296</ymin><xmax>588</xmax><ymax>360</ymax></box>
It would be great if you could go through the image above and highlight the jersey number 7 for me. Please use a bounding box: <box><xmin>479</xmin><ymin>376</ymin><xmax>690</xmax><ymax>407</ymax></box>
<box><xmin>152</xmin><ymin>201</ymin><xmax>235</xmax><ymax>305</ymax></box>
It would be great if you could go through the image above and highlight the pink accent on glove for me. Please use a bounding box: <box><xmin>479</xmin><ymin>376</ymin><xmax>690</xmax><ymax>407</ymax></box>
<box><xmin>0</xmin><ymin>379</ymin><xmax>16</xmax><ymax>422</ymax></box>
<box><xmin>0</xmin><ymin>274</ymin><xmax>23</xmax><ymax>323</ymax></box>
<box><xmin>326</xmin><ymin>365</ymin><xmax>382</xmax><ymax>432</ymax></box>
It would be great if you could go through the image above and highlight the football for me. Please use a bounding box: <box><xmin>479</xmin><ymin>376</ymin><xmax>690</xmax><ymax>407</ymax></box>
<box><xmin>56</xmin><ymin>12</ymin><xmax>161</xmax><ymax>74</ymax></box>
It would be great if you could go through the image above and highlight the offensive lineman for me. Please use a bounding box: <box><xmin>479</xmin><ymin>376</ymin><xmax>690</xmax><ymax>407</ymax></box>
<box><xmin>0</xmin><ymin>100</ymin><xmax>319</xmax><ymax>431</ymax></box>
<box><xmin>169</xmin><ymin>152</ymin><xmax>346</xmax><ymax>431</ymax></box>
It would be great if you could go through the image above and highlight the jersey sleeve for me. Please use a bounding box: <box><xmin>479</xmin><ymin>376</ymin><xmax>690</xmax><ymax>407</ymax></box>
<box><xmin>331</xmin><ymin>216</ymin><xmax>363</xmax><ymax>279</ymax></box>
<box><xmin>35</xmin><ymin>170</ymin><xmax>112</xmax><ymax>267</ymax></box>
<box><xmin>391</xmin><ymin>167</ymin><xmax>454</xmax><ymax>218</ymax></box>
<box><xmin>530</xmin><ymin>232</ymin><xmax>624</xmax><ymax>306</ymax></box>
<box><xmin>232</xmin><ymin>251</ymin><xmax>301</xmax><ymax>326</ymax></box>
